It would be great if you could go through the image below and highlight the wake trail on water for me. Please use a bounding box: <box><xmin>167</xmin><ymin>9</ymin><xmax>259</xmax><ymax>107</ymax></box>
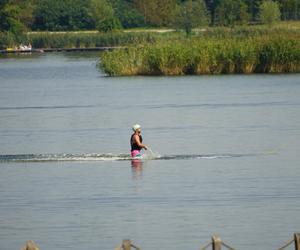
<box><xmin>0</xmin><ymin>152</ymin><xmax>261</xmax><ymax>163</ymax></box>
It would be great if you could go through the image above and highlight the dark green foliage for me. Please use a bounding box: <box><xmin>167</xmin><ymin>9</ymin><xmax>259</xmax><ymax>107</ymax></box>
<box><xmin>0</xmin><ymin>0</ymin><xmax>35</xmax><ymax>33</ymax></box>
<box><xmin>215</xmin><ymin>0</ymin><xmax>249</xmax><ymax>26</ymax></box>
<box><xmin>257</xmin><ymin>38</ymin><xmax>300</xmax><ymax>72</ymax></box>
<box><xmin>172</xmin><ymin>0</ymin><xmax>208</xmax><ymax>35</ymax></box>
<box><xmin>33</xmin><ymin>0</ymin><xmax>93</xmax><ymax>31</ymax></box>
<box><xmin>259</xmin><ymin>1</ymin><xmax>281</xmax><ymax>25</ymax></box>
<box><xmin>110</xmin><ymin>0</ymin><xmax>146</xmax><ymax>28</ymax></box>
<box><xmin>244</xmin><ymin>0</ymin><xmax>263</xmax><ymax>22</ymax></box>
<box><xmin>133</xmin><ymin>0</ymin><xmax>177</xmax><ymax>26</ymax></box>
<box><xmin>279</xmin><ymin>0</ymin><xmax>300</xmax><ymax>20</ymax></box>
<box><xmin>1</xmin><ymin>0</ymin><xmax>300</xmax><ymax>35</ymax></box>
<box><xmin>97</xmin><ymin>17</ymin><xmax>121</xmax><ymax>32</ymax></box>
<box><xmin>88</xmin><ymin>0</ymin><xmax>122</xmax><ymax>32</ymax></box>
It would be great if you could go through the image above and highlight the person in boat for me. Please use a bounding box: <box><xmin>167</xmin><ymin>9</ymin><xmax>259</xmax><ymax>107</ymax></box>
<box><xmin>130</xmin><ymin>124</ymin><xmax>148</xmax><ymax>158</ymax></box>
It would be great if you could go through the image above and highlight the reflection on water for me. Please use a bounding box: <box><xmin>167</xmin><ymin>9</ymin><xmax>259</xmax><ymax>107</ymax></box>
<box><xmin>0</xmin><ymin>52</ymin><xmax>40</xmax><ymax>60</ymax></box>
<box><xmin>131</xmin><ymin>159</ymin><xmax>143</xmax><ymax>180</ymax></box>
<box><xmin>0</xmin><ymin>51</ymin><xmax>101</xmax><ymax>60</ymax></box>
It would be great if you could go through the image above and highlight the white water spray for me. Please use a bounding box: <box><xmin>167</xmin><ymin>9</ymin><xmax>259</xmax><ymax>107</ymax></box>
<box><xmin>142</xmin><ymin>147</ymin><xmax>160</xmax><ymax>160</ymax></box>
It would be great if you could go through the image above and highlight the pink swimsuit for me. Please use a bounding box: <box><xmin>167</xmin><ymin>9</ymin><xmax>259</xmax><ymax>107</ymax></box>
<box><xmin>131</xmin><ymin>150</ymin><xmax>141</xmax><ymax>158</ymax></box>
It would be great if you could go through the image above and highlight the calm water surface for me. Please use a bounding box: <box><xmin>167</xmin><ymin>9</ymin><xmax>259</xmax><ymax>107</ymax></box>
<box><xmin>0</xmin><ymin>52</ymin><xmax>300</xmax><ymax>250</ymax></box>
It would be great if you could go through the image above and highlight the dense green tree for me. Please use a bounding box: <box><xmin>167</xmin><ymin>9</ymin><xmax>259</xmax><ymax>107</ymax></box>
<box><xmin>0</xmin><ymin>0</ymin><xmax>12</xmax><ymax>31</ymax></box>
<box><xmin>134</xmin><ymin>0</ymin><xmax>177</xmax><ymax>26</ymax></box>
<box><xmin>204</xmin><ymin>0</ymin><xmax>219</xmax><ymax>24</ymax></box>
<box><xmin>259</xmin><ymin>0</ymin><xmax>281</xmax><ymax>25</ymax></box>
<box><xmin>215</xmin><ymin>0</ymin><xmax>249</xmax><ymax>26</ymax></box>
<box><xmin>4</xmin><ymin>0</ymin><xmax>300</xmax><ymax>34</ymax></box>
<box><xmin>279</xmin><ymin>0</ymin><xmax>300</xmax><ymax>20</ymax></box>
<box><xmin>244</xmin><ymin>0</ymin><xmax>263</xmax><ymax>21</ymax></box>
<box><xmin>133</xmin><ymin>0</ymin><xmax>155</xmax><ymax>24</ymax></box>
<box><xmin>0</xmin><ymin>1</ymin><xmax>23</xmax><ymax>32</ymax></box>
<box><xmin>33</xmin><ymin>0</ymin><xmax>93</xmax><ymax>31</ymax></box>
<box><xmin>156</xmin><ymin>0</ymin><xmax>178</xmax><ymax>26</ymax></box>
<box><xmin>18</xmin><ymin>0</ymin><xmax>37</xmax><ymax>28</ymax></box>
<box><xmin>173</xmin><ymin>0</ymin><xmax>208</xmax><ymax>35</ymax></box>
<box><xmin>88</xmin><ymin>0</ymin><xmax>121</xmax><ymax>32</ymax></box>
<box><xmin>0</xmin><ymin>0</ymin><xmax>36</xmax><ymax>33</ymax></box>
<box><xmin>110</xmin><ymin>0</ymin><xmax>145</xmax><ymax>28</ymax></box>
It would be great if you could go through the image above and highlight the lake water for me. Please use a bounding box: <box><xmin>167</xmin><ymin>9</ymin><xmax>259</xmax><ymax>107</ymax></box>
<box><xmin>0</xmin><ymin>52</ymin><xmax>300</xmax><ymax>250</ymax></box>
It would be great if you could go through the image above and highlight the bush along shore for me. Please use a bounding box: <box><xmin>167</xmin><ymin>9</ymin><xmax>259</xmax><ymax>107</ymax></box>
<box><xmin>100</xmin><ymin>37</ymin><xmax>300</xmax><ymax>75</ymax></box>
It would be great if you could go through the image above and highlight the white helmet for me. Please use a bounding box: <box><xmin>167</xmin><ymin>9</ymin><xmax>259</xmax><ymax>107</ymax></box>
<box><xmin>132</xmin><ymin>124</ymin><xmax>141</xmax><ymax>132</ymax></box>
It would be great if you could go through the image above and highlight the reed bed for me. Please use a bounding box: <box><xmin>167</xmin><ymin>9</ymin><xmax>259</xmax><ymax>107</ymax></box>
<box><xmin>0</xmin><ymin>31</ymin><xmax>160</xmax><ymax>49</ymax></box>
<box><xmin>100</xmin><ymin>36</ymin><xmax>300</xmax><ymax>75</ymax></box>
<box><xmin>29</xmin><ymin>32</ymin><xmax>160</xmax><ymax>48</ymax></box>
<box><xmin>0</xmin><ymin>32</ymin><xmax>25</xmax><ymax>49</ymax></box>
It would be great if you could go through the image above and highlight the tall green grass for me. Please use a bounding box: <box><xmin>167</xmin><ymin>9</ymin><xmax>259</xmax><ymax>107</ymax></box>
<box><xmin>0</xmin><ymin>31</ymin><xmax>160</xmax><ymax>49</ymax></box>
<box><xmin>0</xmin><ymin>32</ymin><xmax>27</xmax><ymax>49</ymax></box>
<box><xmin>100</xmin><ymin>37</ymin><xmax>300</xmax><ymax>75</ymax></box>
<box><xmin>28</xmin><ymin>32</ymin><xmax>160</xmax><ymax>48</ymax></box>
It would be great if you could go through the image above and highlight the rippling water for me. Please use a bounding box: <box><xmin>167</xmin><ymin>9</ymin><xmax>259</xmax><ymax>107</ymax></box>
<box><xmin>0</xmin><ymin>52</ymin><xmax>300</xmax><ymax>250</ymax></box>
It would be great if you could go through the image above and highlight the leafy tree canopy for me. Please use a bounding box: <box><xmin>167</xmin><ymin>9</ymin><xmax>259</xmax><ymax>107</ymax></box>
<box><xmin>0</xmin><ymin>0</ymin><xmax>298</xmax><ymax>34</ymax></box>
<box><xmin>259</xmin><ymin>0</ymin><xmax>281</xmax><ymax>25</ymax></box>
<box><xmin>173</xmin><ymin>0</ymin><xmax>208</xmax><ymax>35</ymax></box>
<box><xmin>110</xmin><ymin>0</ymin><xmax>145</xmax><ymax>28</ymax></box>
<box><xmin>88</xmin><ymin>0</ymin><xmax>121</xmax><ymax>32</ymax></box>
<box><xmin>0</xmin><ymin>0</ymin><xmax>36</xmax><ymax>33</ymax></box>
<box><xmin>133</xmin><ymin>0</ymin><xmax>177</xmax><ymax>26</ymax></box>
<box><xmin>33</xmin><ymin>0</ymin><xmax>93</xmax><ymax>31</ymax></box>
<box><xmin>279</xmin><ymin>0</ymin><xmax>300</xmax><ymax>20</ymax></box>
<box><xmin>215</xmin><ymin>0</ymin><xmax>249</xmax><ymax>26</ymax></box>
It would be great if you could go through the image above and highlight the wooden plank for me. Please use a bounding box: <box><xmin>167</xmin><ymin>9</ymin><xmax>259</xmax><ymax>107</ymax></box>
<box><xmin>212</xmin><ymin>235</ymin><xmax>222</xmax><ymax>250</ymax></box>
<box><xmin>122</xmin><ymin>239</ymin><xmax>132</xmax><ymax>250</ymax></box>
<box><xmin>20</xmin><ymin>240</ymin><xmax>40</xmax><ymax>250</ymax></box>
<box><xmin>295</xmin><ymin>233</ymin><xmax>300</xmax><ymax>250</ymax></box>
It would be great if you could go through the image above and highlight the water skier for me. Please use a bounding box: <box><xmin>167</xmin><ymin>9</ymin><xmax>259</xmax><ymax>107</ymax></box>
<box><xmin>130</xmin><ymin>124</ymin><xmax>148</xmax><ymax>158</ymax></box>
